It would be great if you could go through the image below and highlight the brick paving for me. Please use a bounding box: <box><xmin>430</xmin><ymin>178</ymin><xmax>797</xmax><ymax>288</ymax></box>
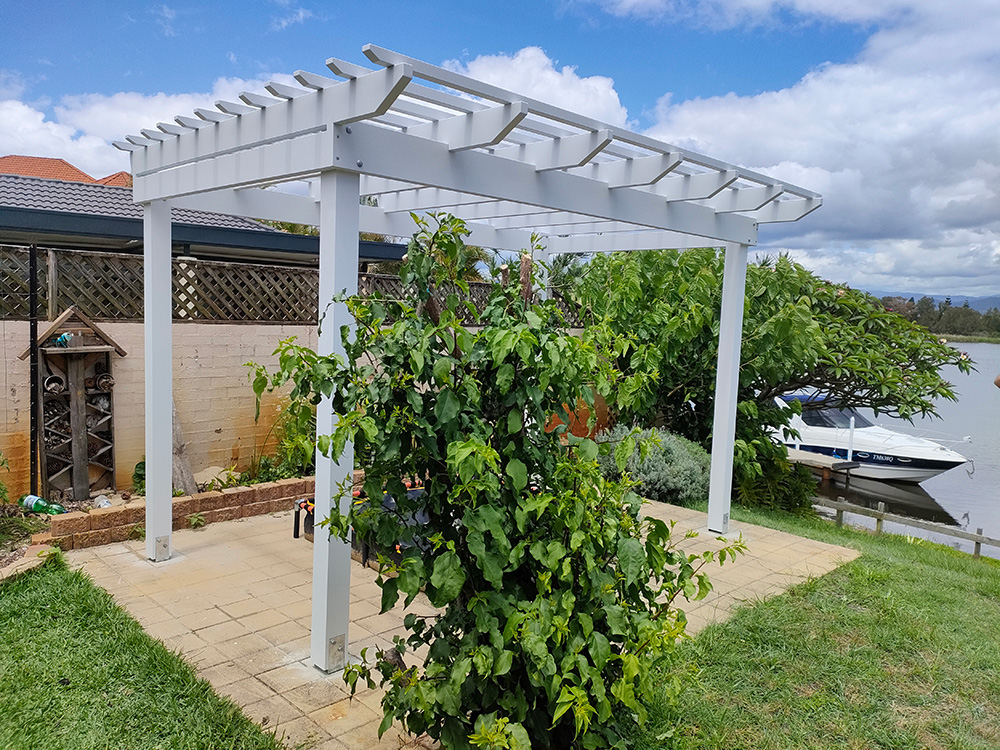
<box><xmin>66</xmin><ymin>505</ymin><xmax>858</xmax><ymax>748</ymax></box>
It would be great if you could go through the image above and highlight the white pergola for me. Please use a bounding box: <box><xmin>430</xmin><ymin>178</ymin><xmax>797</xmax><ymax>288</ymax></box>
<box><xmin>116</xmin><ymin>45</ymin><xmax>820</xmax><ymax>672</ymax></box>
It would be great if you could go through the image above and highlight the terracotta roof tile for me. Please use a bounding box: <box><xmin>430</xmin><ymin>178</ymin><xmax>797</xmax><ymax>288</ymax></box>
<box><xmin>0</xmin><ymin>155</ymin><xmax>95</xmax><ymax>183</ymax></box>
<box><xmin>95</xmin><ymin>171</ymin><xmax>132</xmax><ymax>187</ymax></box>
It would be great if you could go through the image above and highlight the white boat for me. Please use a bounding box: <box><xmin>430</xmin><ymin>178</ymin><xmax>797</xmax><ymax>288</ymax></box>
<box><xmin>777</xmin><ymin>395</ymin><xmax>969</xmax><ymax>483</ymax></box>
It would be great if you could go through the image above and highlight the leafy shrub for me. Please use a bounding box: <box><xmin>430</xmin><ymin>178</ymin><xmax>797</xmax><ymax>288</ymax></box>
<box><xmin>250</xmin><ymin>214</ymin><xmax>745</xmax><ymax>749</ymax></box>
<box><xmin>597</xmin><ymin>425</ymin><xmax>710</xmax><ymax>507</ymax></box>
<box><xmin>131</xmin><ymin>459</ymin><xmax>145</xmax><ymax>496</ymax></box>
<box><xmin>241</xmin><ymin>400</ymin><xmax>317</xmax><ymax>484</ymax></box>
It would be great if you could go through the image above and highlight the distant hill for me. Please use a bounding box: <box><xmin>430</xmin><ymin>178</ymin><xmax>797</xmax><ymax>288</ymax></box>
<box><xmin>862</xmin><ymin>290</ymin><xmax>1000</xmax><ymax>313</ymax></box>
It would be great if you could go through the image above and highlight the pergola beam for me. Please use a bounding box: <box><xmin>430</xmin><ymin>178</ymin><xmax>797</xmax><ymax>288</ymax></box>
<box><xmin>493</xmin><ymin>130</ymin><xmax>613</xmax><ymax>171</ymax></box>
<box><xmin>363</xmin><ymin>44</ymin><xmax>821</xmax><ymax>201</ymax></box>
<box><xmin>132</xmin><ymin>64</ymin><xmax>413</xmax><ymax>177</ymax></box>
<box><xmin>337</xmin><ymin>122</ymin><xmax>759</xmax><ymax>244</ymax></box>
<box><xmin>406</xmin><ymin>102</ymin><xmax>528</xmax><ymax>151</ymax></box>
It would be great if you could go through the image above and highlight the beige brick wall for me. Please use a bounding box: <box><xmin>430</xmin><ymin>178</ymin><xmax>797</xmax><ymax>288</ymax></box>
<box><xmin>1</xmin><ymin>321</ymin><xmax>317</xmax><ymax>499</ymax></box>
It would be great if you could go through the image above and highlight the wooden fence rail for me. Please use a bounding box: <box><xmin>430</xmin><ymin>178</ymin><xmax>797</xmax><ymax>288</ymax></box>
<box><xmin>0</xmin><ymin>245</ymin><xmax>583</xmax><ymax>326</ymax></box>
<box><xmin>815</xmin><ymin>496</ymin><xmax>999</xmax><ymax>558</ymax></box>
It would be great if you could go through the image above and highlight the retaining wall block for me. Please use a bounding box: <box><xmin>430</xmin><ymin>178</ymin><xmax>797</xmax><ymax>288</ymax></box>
<box><xmin>221</xmin><ymin>486</ymin><xmax>255</xmax><ymax>507</ymax></box>
<box><xmin>241</xmin><ymin>501</ymin><xmax>272</xmax><ymax>518</ymax></box>
<box><xmin>110</xmin><ymin>524</ymin><xmax>140</xmax><ymax>543</ymax></box>
<box><xmin>253</xmin><ymin>481</ymin><xmax>282</xmax><ymax>503</ymax></box>
<box><xmin>125</xmin><ymin>500</ymin><xmax>146</xmax><ymax>524</ymax></box>
<box><xmin>74</xmin><ymin>528</ymin><xmax>112</xmax><ymax>549</ymax></box>
<box><xmin>89</xmin><ymin>505</ymin><xmax>129</xmax><ymax>530</ymax></box>
<box><xmin>51</xmin><ymin>511</ymin><xmax>90</xmax><ymax>537</ymax></box>
<box><xmin>203</xmin><ymin>507</ymin><xmax>241</xmax><ymax>525</ymax></box>
<box><xmin>172</xmin><ymin>495</ymin><xmax>199</xmax><ymax>519</ymax></box>
<box><xmin>192</xmin><ymin>490</ymin><xmax>228</xmax><ymax>512</ymax></box>
<box><xmin>274</xmin><ymin>477</ymin><xmax>306</xmax><ymax>498</ymax></box>
<box><xmin>30</xmin><ymin>532</ymin><xmax>54</xmax><ymax>546</ymax></box>
<box><xmin>53</xmin><ymin>536</ymin><xmax>73</xmax><ymax>551</ymax></box>
<box><xmin>269</xmin><ymin>498</ymin><xmax>294</xmax><ymax>514</ymax></box>
<box><xmin>302</xmin><ymin>476</ymin><xmax>315</xmax><ymax>495</ymax></box>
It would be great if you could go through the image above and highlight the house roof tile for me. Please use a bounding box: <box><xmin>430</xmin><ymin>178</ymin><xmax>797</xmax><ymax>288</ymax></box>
<box><xmin>95</xmin><ymin>171</ymin><xmax>131</xmax><ymax>187</ymax></box>
<box><xmin>0</xmin><ymin>172</ymin><xmax>279</xmax><ymax>233</ymax></box>
<box><xmin>0</xmin><ymin>155</ymin><xmax>96</xmax><ymax>183</ymax></box>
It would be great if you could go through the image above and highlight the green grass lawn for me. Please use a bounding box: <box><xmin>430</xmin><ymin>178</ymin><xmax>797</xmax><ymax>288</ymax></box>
<box><xmin>639</xmin><ymin>507</ymin><xmax>1000</xmax><ymax>749</ymax></box>
<box><xmin>0</xmin><ymin>554</ymin><xmax>288</xmax><ymax>750</ymax></box>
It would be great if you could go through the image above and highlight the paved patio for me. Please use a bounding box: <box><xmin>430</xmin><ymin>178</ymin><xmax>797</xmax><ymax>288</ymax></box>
<box><xmin>66</xmin><ymin>504</ymin><xmax>858</xmax><ymax>749</ymax></box>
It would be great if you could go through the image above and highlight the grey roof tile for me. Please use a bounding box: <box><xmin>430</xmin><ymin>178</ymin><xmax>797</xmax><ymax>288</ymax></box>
<box><xmin>0</xmin><ymin>173</ymin><xmax>280</xmax><ymax>234</ymax></box>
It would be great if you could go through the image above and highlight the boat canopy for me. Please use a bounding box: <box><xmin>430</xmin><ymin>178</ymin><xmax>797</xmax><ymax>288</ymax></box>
<box><xmin>780</xmin><ymin>394</ymin><xmax>875</xmax><ymax>429</ymax></box>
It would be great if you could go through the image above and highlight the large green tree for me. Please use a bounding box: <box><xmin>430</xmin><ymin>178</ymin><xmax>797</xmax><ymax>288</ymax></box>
<box><xmin>576</xmin><ymin>249</ymin><xmax>972</xmax><ymax>506</ymax></box>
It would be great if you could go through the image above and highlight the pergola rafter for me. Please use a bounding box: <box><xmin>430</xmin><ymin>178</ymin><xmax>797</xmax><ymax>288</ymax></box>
<box><xmin>117</xmin><ymin>44</ymin><xmax>821</xmax><ymax>674</ymax></box>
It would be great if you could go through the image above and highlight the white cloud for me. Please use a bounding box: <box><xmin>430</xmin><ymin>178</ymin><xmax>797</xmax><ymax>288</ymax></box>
<box><xmin>0</xmin><ymin>99</ymin><xmax>122</xmax><ymax>177</ymax></box>
<box><xmin>443</xmin><ymin>47</ymin><xmax>630</xmax><ymax>127</ymax></box>
<box><xmin>154</xmin><ymin>5</ymin><xmax>177</xmax><ymax>36</ymax></box>
<box><xmin>636</xmin><ymin>0</ymin><xmax>1000</xmax><ymax>294</ymax></box>
<box><xmin>0</xmin><ymin>74</ymin><xmax>299</xmax><ymax>178</ymax></box>
<box><xmin>270</xmin><ymin>1</ymin><xmax>313</xmax><ymax>31</ymax></box>
<box><xmin>0</xmin><ymin>70</ymin><xmax>27</xmax><ymax>99</ymax></box>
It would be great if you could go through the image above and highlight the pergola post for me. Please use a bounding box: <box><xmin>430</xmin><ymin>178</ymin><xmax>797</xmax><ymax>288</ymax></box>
<box><xmin>143</xmin><ymin>200</ymin><xmax>173</xmax><ymax>561</ymax></box>
<box><xmin>707</xmin><ymin>242</ymin><xmax>749</xmax><ymax>535</ymax></box>
<box><xmin>311</xmin><ymin>169</ymin><xmax>360</xmax><ymax>672</ymax></box>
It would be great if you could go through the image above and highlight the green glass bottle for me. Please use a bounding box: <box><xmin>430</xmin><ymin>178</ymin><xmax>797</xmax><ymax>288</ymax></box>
<box><xmin>20</xmin><ymin>495</ymin><xmax>66</xmax><ymax>514</ymax></box>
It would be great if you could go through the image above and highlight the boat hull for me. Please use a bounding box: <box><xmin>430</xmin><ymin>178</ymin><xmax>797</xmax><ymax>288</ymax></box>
<box><xmin>792</xmin><ymin>444</ymin><xmax>965</xmax><ymax>482</ymax></box>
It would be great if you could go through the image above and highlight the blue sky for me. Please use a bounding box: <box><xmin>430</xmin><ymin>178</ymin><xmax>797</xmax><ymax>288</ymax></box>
<box><xmin>4</xmin><ymin>2</ymin><xmax>868</xmax><ymax>119</ymax></box>
<box><xmin>3</xmin><ymin>1</ymin><xmax>999</xmax><ymax>295</ymax></box>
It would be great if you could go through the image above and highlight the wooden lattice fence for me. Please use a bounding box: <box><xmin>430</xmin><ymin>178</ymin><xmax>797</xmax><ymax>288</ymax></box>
<box><xmin>0</xmin><ymin>246</ymin><xmax>50</xmax><ymax>318</ymax></box>
<box><xmin>173</xmin><ymin>258</ymin><xmax>318</xmax><ymax>322</ymax></box>
<box><xmin>0</xmin><ymin>245</ymin><xmax>584</xmax><ymax>326</ymax></box>
<box><xmin>55</xmin><ymin>249</ymin><xmax>144</xmax><ymax>319</ymax></box>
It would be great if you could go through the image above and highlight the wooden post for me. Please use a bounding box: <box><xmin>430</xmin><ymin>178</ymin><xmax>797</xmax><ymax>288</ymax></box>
<box><xmin>47</xmin><ymin>249</ymin><xmax>59</xmax><ymax>321</ymax></box>
<box><xmin>875</xmin><ymin>502</ymin><xmax>885</xmax><ymax>534</ymax></box>
<box><xmin>835</xmin><ymin>508</ymin><xmax>844</xmax><ymax>527</ymax></box>
<box><xmin>67</xmin><ymin>355</ymin><xmax>89</xmax><ymax>503</ymax></box>
<box><xmin>975</xmin><ymin>528</ymin><xmax>983</xmax><ymax>559</ymax></box>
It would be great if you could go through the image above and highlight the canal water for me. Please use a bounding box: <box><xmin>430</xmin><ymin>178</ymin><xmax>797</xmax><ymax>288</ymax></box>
<box><xmin>812</xmin><ymin>341</ymin><xmax>1000</xmax><ymax>557</ymax></box>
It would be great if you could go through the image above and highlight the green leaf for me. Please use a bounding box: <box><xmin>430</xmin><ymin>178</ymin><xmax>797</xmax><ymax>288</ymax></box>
<box><xmin>590</xmin><ymin>632</ymin><xmax>611</xmax><ymax>670</ymax></box>
<box><xmin>578</xmin><ymin>439</ymin><xmax>598</xmax><ymax>462</ymax></box>
<box><xmin>494</xmin><ymin>650</ymin><xmax>514</xmax><ymax>676</ymax></box>
<box><xmin>435</xmin><ymin>389</ymin><xmax>461</xmax><ymax>423</ymax></box>
<box><xmin>507</xmin><ymin>723</ymin><xmax>531</xmax><ymax>750</ymax></box>
<box><xmin>506</xmin><ymin>458</ymin><xmax>528</xmax><ymax>492</ymax></box>
<box><xmin>430</xmin><ymin>551</ymin><xmax>466</xmax><ymax>606</ymax></box>
<box><xmin>507</xmin><ymin>409</ymin><xmax>523</xmax><ymax>434</ymax></box>
<box><xmin>377</xmin><ymin>710</ymin><xmax>394</xmax><ymax>738</ymax></box>
<box><xmin>617</xmin><ymin>537</ymin><xmax>645</xmax><ymax>585</ymax></box>
<box><xmin>614</xmin><ymin>436</ymin><xmax>635</xmax><ymax>473</ymax></box>
<box><xmin>496</xmin><ymin>363</ymin><xmax>515</xmax><ymax>393</ymax></box>
<box><xmin>379</xmin><ymin>576</ymin><xmax>399</xmax><ymax>614</ymax></box>
<box><xmin>433</xmin><ymin>357</ymin><xmax>452</xmax><ymax>385</ymax></box>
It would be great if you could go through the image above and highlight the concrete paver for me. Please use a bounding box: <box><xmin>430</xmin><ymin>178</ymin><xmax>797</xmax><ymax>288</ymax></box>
<box><xmin>66</xmin><ymin>505</ymin><xmax>858</xmax><ymax>748</ymax></box>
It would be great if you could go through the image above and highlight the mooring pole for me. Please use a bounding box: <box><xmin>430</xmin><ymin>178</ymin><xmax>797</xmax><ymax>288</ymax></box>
<box><xmin>28</xmin><ymin>244</ymin><xmax>39</xmax><ymax>496</ymax></box>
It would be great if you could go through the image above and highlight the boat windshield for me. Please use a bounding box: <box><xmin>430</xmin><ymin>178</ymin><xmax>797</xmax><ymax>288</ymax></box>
<box><xmin>800</xmin><ymin>407</ymin><xmax>875</xmax><ymax>429</ymax></box>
